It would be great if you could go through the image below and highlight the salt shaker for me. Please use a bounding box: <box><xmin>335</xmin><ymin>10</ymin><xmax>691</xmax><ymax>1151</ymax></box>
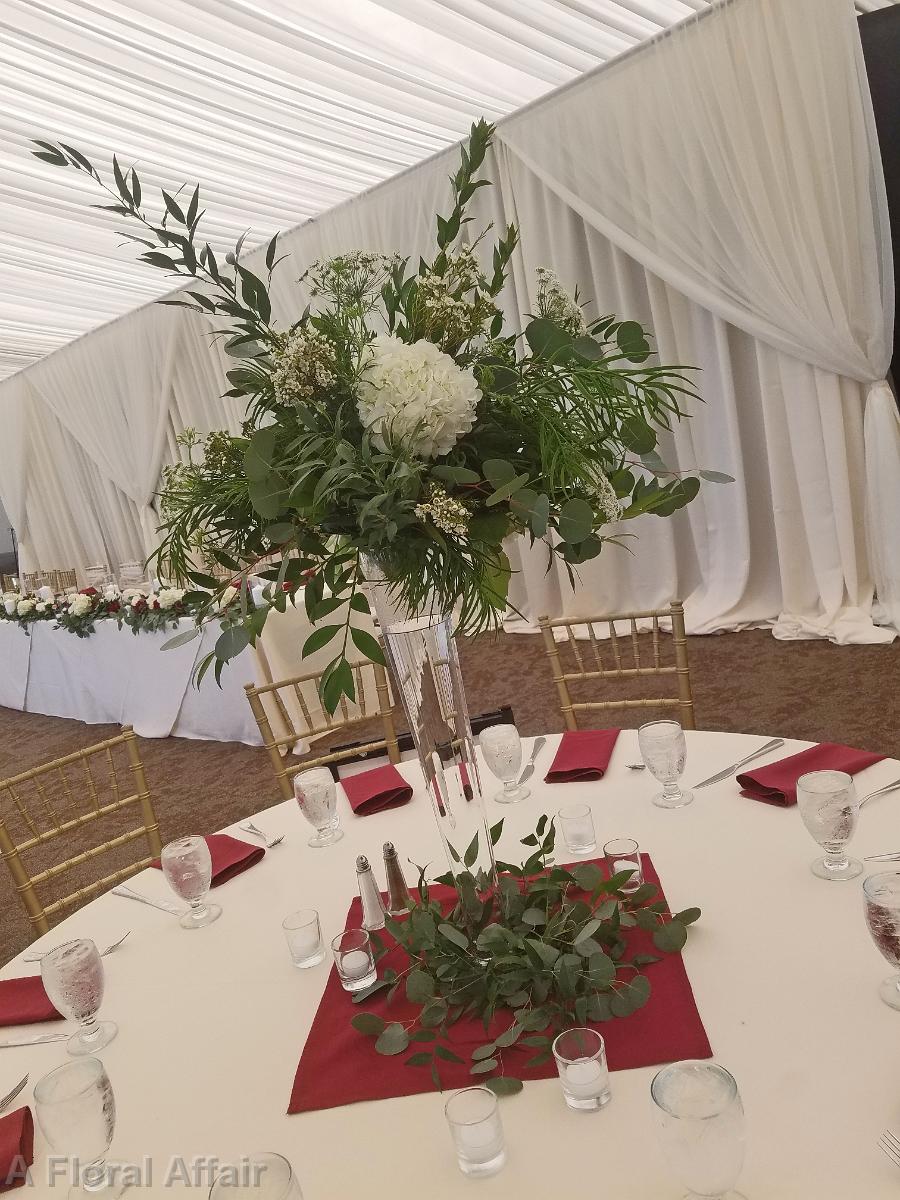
<box><xmin>383</xmin><ymin>841</ymin><xmax>412</xmax><ymax>915</ymax></box>
<box><xmin>356</xmin><ymin>855</ymin><xmax>387</xmax><ymax>931</ymax></box>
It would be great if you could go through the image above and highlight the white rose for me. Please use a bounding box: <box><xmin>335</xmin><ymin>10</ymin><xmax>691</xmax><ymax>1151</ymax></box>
<box><xmin>357</xmin><ymin>335</ymin><xmax>480</xmax><ymax>459</ymax></box>
<box><xmin>156</xmin><ymin>588</ymin><xmax>185</xmax><ymax>611</ymax></box>
<box><xmin>16</xmin><ymin>599</ymin><xmax>35</xmax><ymax>616</ymax></box>
<box><xmin>219</xmin><ymin>585</ymin><xmax>238</xmax><ymax>610</ymax></box>
<box><xmin>36</xmin><ymin>602</ymin><xmax>48</xmax><ymax>613</ymax></box>
<box><xmin>122</xmin><ymin>588</ymin><xmax>145</xmax><ymax>603</ymax></box>
<box><xmin>103</xmin><ymin>586</ymin><xmax>121</xmax><ymax>602</ymax></box>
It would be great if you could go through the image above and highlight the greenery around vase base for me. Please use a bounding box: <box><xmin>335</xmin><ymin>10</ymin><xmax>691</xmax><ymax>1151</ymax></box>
<box><xmin>350</xmin><ymin>816</ymin><xmax>700</xmax><ymax>1095</ymax></box>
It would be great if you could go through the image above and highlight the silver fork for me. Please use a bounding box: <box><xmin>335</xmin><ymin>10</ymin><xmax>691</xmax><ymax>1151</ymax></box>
<box><xmin>860</xmin><ymin>778</ymin><xmax>900</xmax><ymax>809</ymax></box>
<box><xmin>878</xmin><ymin>1128</ymin><xmax>900</xmax><ymax>1170</ymax></box>
<box><xmin>0</xmin><ymin>1075</ymin><xmax>28</xmax><ymax>1114</ymax></box>
<box><xmin>23</xmin><ymin>930</ymin><xmax>130</xmax><ymax>964</ymax></box>
<box><xmin>240</xmin><ymin>822</ymin><xmax>284</xmax><ymax>848</ymax></box>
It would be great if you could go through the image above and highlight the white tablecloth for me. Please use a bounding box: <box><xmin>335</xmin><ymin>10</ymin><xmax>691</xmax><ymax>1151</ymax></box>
<box><xmin>6</xmin><ymin>730</ymin><xmax>900</xmax><ymax>1197</ymax></box>
<box><xmin>0</xmin><ymin>619</ymin><xmax>260</xmax><ymax>744</ymax></box>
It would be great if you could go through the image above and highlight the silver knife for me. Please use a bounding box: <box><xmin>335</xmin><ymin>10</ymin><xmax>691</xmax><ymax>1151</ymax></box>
<box><xmin>0</xmin><ymin>1033</ymin><xmax>68</xmax><ymax>1049</ymax></box>
<box><xmin>693</xmin><ymin>739</ymin><xmax>785</xmax><ymax>789</ymax></box>
<box><xmin>865</xmin><ymin>850</ymin><xmax>900</xmax><ymax>861</ymax></box>
<box><xmin>518</xmin><ymin>736</ymin><xmax>547</xmax><ymax>786</ymax></box>
<box><xmin>111</xmin><ymin>885</ymin><xmax>183</xmax><ymax>916</ymax></box>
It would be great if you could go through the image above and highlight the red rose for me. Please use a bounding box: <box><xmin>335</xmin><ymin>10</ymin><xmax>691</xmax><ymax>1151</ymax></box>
<box><xmin>107</xmin><ymin>601</ymin><xmax>120</xmax><ymax>613</ymax></box>
<box><xmin>133</xmin><ymin>598</ymin><xmax>148</xmax><ymax>613</ymax></box>
<box><xmin>80</xmin><ymin>587</ymin><xmax>99</xmax><ymax>597</ymax></box>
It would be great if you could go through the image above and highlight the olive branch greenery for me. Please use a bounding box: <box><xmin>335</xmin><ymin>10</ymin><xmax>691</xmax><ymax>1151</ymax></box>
<box><xmin>32</xmin><ymin>121</ymin><xmax>731</xmax><ymax>711</ymax></box>
<box><xmin>348</xmin><ymin>816</ymin><xmax>700</xmax><ymax>1095</ymax></box>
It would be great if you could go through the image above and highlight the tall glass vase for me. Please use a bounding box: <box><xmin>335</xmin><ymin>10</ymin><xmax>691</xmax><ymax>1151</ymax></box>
<box><xmin>361</xmin><ymin>558</ymin><xmax>498</xmax><ymax>912</ymax></box>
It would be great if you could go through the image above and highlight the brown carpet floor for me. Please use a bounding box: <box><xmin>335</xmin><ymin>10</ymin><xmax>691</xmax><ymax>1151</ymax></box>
<box><xmin>1</xmin><ymin>628</ymin><xmax>897</xmax><ymax>965</ymax></box>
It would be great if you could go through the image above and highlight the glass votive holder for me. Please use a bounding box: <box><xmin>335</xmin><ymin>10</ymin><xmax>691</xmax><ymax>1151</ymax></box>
<box><xmin>603</xmin><ymin>837</ymin><xmax>643</xmax><ymax>894</ymax></box>
<box><xmin>331</xmin><ymin>928</ymin><xmax>377</xmax><ymax>993</ymax></box>
<box><xmin>552</xmin><ymin>1027</ymin><xmax>612</xmax><ymax>1112</ymax></box>
<box><xmin>282</xmin><ymin>909</ymin><xmax>324</xmax><ymax>969</ymax></box>
<box><xmin>558</xmin><ymin>803</ymin><xmax>597</xmax><ymax>856</ymax></box>
<box><xmin>444</xmin><ymin>1086</ymin><xmax>507</xmax><ymax>1177</ymax></box>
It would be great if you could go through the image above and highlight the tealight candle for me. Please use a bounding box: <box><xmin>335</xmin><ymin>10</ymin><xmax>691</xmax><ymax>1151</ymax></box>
<box><xmin>604</xmin><ymin>838</ymin><xmax>642</xmax><ymax>893</ymax></box>
<box><xmin>341</xmin><ymin>949</ymin><xmax>372</xmax><ymax>980</ymax></box>
<box><xmin>552</xmin><ymin>1028</ymin><xmax>612</xmax><ymax>1111</ymax></box>
<box><xmin>332</xmin><ymin>928</ymin><xmax>376</xmax><ymax>992</ymax></box>
<box><xmin>445</xmin><ymin>1087</ymin><xmax>507</xmax><ymax>1177</ymax></box>
<box><xmin>282</xmin><ymin>909</ymin><xmax>323</xmax><ymax>969</ymax></box>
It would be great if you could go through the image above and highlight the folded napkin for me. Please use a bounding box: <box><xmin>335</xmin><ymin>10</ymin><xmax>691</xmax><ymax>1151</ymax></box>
<box><xmin>545</xmin><ymin>729</ymin><xmax>621</xmax><ymax>783</ymax></box>
<box><xmin>737</xmin><ymin>742</ymin><xmax>884</xmax><ymax>807</ymax></box>
<box><xmin>342</xmin><ymin>765</ymin><xmax>413</xmax><ymax>816</ymax></box>
<box><xmin>152</xmin><ymin>833</ymin><xmax>265</xmax><ymax>886</ymax></box>
<box><xmin>0</xmin><ymin>976</ymin><xmax>61</xmax><ymax>1028</ymax></box>
<box><xmin>0</xmin><ymin>1109</ymin><xmax>33</xmax><ymax>1192</ymax></box>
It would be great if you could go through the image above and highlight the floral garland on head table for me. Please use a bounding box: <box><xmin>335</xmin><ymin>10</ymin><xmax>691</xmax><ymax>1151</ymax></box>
<box><xmin>33</xmin><ymin>120</ymin><xmax>733</xmax><ymax>708</ymax></box>
<box><xmin>0</xmin><ymin>585</ymin><xmax>208</xmax><ymax>638</ymax></box>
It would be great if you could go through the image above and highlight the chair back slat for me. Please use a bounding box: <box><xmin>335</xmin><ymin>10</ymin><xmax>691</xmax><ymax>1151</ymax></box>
<box><xmin>537</xmin><ymin>601</ymin><xmax>695</xmax><ymax>731</ymax></box>
<box><xmin>245</xmin><ymin>650</ymin><xmax>401</xmax><ymax>802</ymax></box>
<box><xmin>0</xmin><ymin>728</ymin><xmax>163</xmax><ymax>939</ymax></box>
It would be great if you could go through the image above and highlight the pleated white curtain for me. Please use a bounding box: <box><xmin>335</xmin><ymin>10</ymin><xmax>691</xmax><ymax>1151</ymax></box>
<box><xmin>496</xmin><ymin>0</ymin><xmax>897</xmax><ymax>630</ymax></box>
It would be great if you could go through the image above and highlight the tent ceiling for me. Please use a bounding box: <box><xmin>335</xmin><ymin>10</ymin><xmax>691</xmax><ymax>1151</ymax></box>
<box><xmin>1</xmin><ymin>0</ymin><xmax>895</xmax><ymax>380</ymax></box>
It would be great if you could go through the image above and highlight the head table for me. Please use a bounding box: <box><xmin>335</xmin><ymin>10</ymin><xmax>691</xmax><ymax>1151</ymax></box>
<box><xmin>5</xmin><ymin>730</ymin><xmax>900</xmax><ymax>1198</ymax></box>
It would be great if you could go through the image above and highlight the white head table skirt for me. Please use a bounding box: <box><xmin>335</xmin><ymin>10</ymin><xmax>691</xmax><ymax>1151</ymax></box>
<box><xmin>0</xmin><ymin>620</ymin><xmax>260</xmax><ymax>744</ymax></box>
<box><xmin>5</xmin><ymin>730</ymin><xmax>900</xmax><ymax>1197</ymax></box>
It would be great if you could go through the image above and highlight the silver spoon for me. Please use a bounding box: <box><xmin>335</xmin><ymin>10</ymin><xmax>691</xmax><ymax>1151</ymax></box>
<box><xmin>22</xmin><ymin>930</ymin><xmax>130</xmax><ymax>964</ymax></box>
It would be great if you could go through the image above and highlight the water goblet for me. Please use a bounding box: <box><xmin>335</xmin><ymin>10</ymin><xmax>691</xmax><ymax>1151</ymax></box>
<box><xmin>552</xmin><ymin>1027</ymin><xmax>611</xmax><ymax>1111</ymax></box>
<box><xmin>41</xmin><ymin>939</ymin><xmax>117</xmax><ymax>1056</ymax></box>
<box><xmin>796</xmin><ymin>770</ymin><xmax>861</xmax><ymax>881</ymax></box>
<box><xmin>638</xmin><ymin>720</ymin><xmax>692</xmax><ymax>809</ymax></box>
<box><xmin>603</xmin><ymin>837</ymin><xmax>643</xmax><ymax>894</ymax></box>
<box><xmin>209</xmin><ymin>1152</ymin><xmax>303</xmax><ymax>1198</ymax></box>
<box><xmin>294</xmin><ymin>767</ymin><xmax>344</xmax><ymax>847</ymax></box>
<box><xmin>160</xmin><ymin>835</ymin><xmax>222</xmax><ymax>929</ymax></box>
<box><xmin>34</xmin><ymin>1057</ymin><xmax>125</xmax><ymax>1198</ymax></box>
<box><xmin>444</xmin><ymin>1087</ymin><xmax>506</xmax><ymax>1177</ymax></box>
<box><xmin>282</xmin><ymin>909</ymin><xmax>324</xmax><ymax>969</ymax></box>
<box><xmin>331</xmin><ymin>928</ymin><xmax>377</xmax><ymax>992</ymax></box>
<box><xmin>479</xmin><ymin>724</ymin><xmax>530</xmax><ymax>804</ymax></box>
<box><xmin>651</xmin><ymin>1060</ymin><xmax>747</xmax><ymax>1199</ymax></box>
<box><xmin>863</xmin><ymin>871</ymin><xmax>900</xmax><ymax>1010</ymax></box>
<box><xmin>558</xmin><ymin>804</ymin><xmax>597</xmax><ymax>855</ymax></box>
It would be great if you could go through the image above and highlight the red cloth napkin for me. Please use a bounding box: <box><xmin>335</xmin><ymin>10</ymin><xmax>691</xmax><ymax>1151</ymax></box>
<box><xmin>737</xmin><ymin>743</ymin><xmax>884</xmax><ymax>807</ymax></box>
<box><xmin>341</xmin><ymin>765</ymin><xmax>413</xmax><ymax>816</ymax></box>
<box><xmin>0</xmin><ymin>977</ymin><xmax>61</xmax><ymax>1028</ymax></box>
<box><xmin>0</xmin><ymin>1109</ymin><xmax>33</xmax><ymax>1192</ymax></box>
<box><xmin>544</xmin><ymin>729</ymin><xmax>621</xmax><ymax>782</ymax></box>
<box><xmin>288</xmin><ymin>854</ymin><xmax>711</xmax><ymax>1114</ymax></box>
<box><xmin>151</xmin><ymin>833</ymin><xmax>264</xmax><ymax>886</ymax></box>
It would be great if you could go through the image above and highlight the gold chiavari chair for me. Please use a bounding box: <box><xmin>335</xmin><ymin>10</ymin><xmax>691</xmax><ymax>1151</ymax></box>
<box><xmin>538</xmin><ymin>601</ymin><xmax>695</xmax><ymax>731</ymax></box>
<box><xmin>0</xmin><ymin>574</ymin><xmax>15</xmax><ymax>592</ymax></box>
<box><xmin>0</xmin><ymin>727</ymin><xmax>163</xmax><ymax>939</ymax></box>
<box><xmin>83</xmin><ymin>564</ymin><xmax>112</xmax><ymax>588</ymax></box>
<box><xmin>245</xmin><ymin>659</ymin><xmax>401</xmax><ymax>802</ymax></box>
<box><xmin>48</xmin><ymin>568</ymin><xmax>77</xmax><ymax>593</ymax></box>
<box><xmin>118</xmin><ymin>560</ymin><xmax>147</xmax><ymax>587</ymax></box>
<box><xmin>21</xmin><ymin>571</ymin><xmax>50</xmax><ymax>593</ymax></box>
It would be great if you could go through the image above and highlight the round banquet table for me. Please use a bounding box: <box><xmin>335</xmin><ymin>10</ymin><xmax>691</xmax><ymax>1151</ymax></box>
<box><xmin>6</xmin><ymin>730</ymin><xmax>900</xmax><ymax>1198</ymax></box>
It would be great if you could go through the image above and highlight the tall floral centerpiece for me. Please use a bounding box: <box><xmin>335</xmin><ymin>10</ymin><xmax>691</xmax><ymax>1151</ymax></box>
<box><xmin>35</xmin><ymin>122</ymin><xmax>724</xmax><ymax>883</ymax></box>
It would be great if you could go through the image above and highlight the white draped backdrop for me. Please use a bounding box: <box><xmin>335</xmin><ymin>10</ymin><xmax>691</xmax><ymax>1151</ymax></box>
<box><xmin>0</xmin><ymin>0</ymin><xmax>895</xmax><ymax>646</ymax></box>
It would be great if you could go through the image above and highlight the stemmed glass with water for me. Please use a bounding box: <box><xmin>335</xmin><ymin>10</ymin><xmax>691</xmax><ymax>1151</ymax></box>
<box><xmin>41</xmin><ymin>939</ymin><xmax>117</xmax><ymax>1056</ymax></box>
<box><xmin>34</xmin><ymin>1057</ymin><xmax>124</xmax><ymax>1198</ymax></box>
<box><xmin>479</xmin><ymin>724</ymin><xmax>530</xmax><ymax>804</ymax></box>
<box><xmin>863</xmin><ymin>871</ymin><xmax>900</xmax><ymax>1010</ymax></box>
<box><xmin>160</xmin><ymin>835</ymin><xmax>222</xmax><ymax>929</ymax></box>
<box><xmin>294</xmin><ymin>767</ymin><xmax>344</xmax><ymax>847</ymax></box>
<box><xmin>796</xmin><ymin>770</ymin><xmax>861</xmax><ymax>881</ymax></box>
<box><xmin>638</xmin><ymin>720</ymin><xmax>692</xmax><ymax>809</ymax></box>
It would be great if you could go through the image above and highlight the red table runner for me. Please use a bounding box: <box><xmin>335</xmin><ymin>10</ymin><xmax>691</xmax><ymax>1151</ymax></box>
<box><xmin>288</xmin><ymin>854</ymin><xmax>711</xmax><ymax>1113</ymax></box>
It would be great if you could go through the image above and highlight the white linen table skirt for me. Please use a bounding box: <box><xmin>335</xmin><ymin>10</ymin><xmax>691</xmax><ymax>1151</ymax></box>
<box><xmin>0</xmin><ymin>618</ymin><xmax>261</xmax><ymax>744</ymax></box>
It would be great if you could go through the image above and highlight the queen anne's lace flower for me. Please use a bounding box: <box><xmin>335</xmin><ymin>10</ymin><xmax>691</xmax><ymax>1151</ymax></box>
<box><xmin>535</xmin><ymin>268</ymin><xmax>587</xmax><ymax>337</ymax></box>
<box><xmin>593</xmin><ymin>469</ymin><xmax>623</xmax><ymax>524</ymax></box>
<box><xmin>272</xmin><ymin>328</ymin><xmax>336</xmax><ymax>405</ymax></box>
<box><xmin>357</xmin><ymin>336</ymin><xmax>480</xmax><ymax>459</ymax></box>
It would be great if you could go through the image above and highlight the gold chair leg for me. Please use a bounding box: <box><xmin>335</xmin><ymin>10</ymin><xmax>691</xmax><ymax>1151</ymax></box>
<box><xmin>539</xmin><ymin>615</ymin><xmax>577</xmax><ymax>731</ymax></box>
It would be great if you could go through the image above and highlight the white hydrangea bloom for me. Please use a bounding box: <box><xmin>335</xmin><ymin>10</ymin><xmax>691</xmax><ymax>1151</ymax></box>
<box><xmin>16</xmin><ymin>598</ymin><xmax>35</xmax><ymax>616</ymax></box>
<box><xmin>357</xmin><ymin>335</ymin><xmax>480</xmax><ymax>459</ymax></box>
<box><xmin>156</xmin><ymin>588</ymin><xmax>185</xmax><ymax>611</ymax></box>
<box><xmin>68</xmin><ymin>594</ymin><xmax>93</xmax><ymax>617</ymax></box>
<box><xmin>35</xmin><ymin>602</ymin><xmax>48</xmax><ymax>613</ymax></box>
